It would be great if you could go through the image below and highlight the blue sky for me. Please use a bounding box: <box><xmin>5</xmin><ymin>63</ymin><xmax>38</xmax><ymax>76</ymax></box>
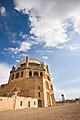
<box><xmin>0</xmin><ymin>0</ymin><xmax>80</xmax><ymax>100</ymax></box>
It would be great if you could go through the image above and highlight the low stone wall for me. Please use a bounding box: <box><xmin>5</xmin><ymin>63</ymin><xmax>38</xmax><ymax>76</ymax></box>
<box><xmin>0</xmin><ymin>97</ymin><xmax>15</xmax><ymax>111</ymax></box>
<box><xmin>15</xmin><ymin>97</ymin><xmax>38</xmax><ymax>110</ymax></box>
<box><xmin>0</xmin><ymin>96</ymin><xmax>38</xmax><ymax>111</ymax></box>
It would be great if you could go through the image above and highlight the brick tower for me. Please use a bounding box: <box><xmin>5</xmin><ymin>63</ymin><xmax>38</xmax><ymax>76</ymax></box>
<box><xmin>0</xmin><ymin>57</ymin><xmax>55</xmax><ymax>107</ymax></box>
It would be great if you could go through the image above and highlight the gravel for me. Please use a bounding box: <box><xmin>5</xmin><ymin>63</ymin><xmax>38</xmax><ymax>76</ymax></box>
<box><xmin>0</xmin><ymin>102</ymin><xmax>80</xmax><ymax>120</ymax></box>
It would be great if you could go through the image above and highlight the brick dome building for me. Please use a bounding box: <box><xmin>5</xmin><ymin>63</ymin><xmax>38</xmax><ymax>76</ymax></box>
<box><xmin>0</xmin><ymin>57</ymin><xmax>55</xmax><ymax>107</ymax></box>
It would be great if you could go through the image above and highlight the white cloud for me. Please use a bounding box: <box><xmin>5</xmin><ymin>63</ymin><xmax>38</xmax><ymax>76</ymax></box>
<box><xmin>19</xmin><ymin>31</ymin><xmax>28</xmax><ymax>39</ymax></box>
<box><xmin>16</xmin><ymin>60</ymin><xmax>20</xmax><ymax>63</ymax></box>
<box><xmin>66</xmin><ymin>44</ymin><xmax>80</xmax><ymax>52</ymax></box>
<box><xmin>64</xmin><ymin>88</ymin><xmax>80</xmax><ymax>99</ymax></box>
<box><xmin>0</xmin><ymin>6</ymin><xmax>6</xmax><ymax>16</ymax></box>
<box><xmin>42</xmin><ymin>56</ymin><xmax>48</xmax><ymax>60</ymax></box>
<box><xmin>19</xmin><ymin>41</ymin><xmax>31</xmax><ymax>52</ymax></box>
<box><xmin>57</xmin><ymin>43</ymin><xmax>80</xmax><ymax>52</ymax></box>
<box><xmin>5</xmin><ymin>41</ymin><xmax>31</xmax><ymax>54</ymax></box>
<box><xmin>4</xmin><ymin>47</ymin><xmax>18</xmax><ymax>54</ymax></box>
<box><xmin>61</xmin><ymin>78</ymin><xmax>80</xmax><ymax>86</ymax></box>
<box><xmin>0</xmin><ymin>63</ymin><xmax>11</xmax><ymax>85</ymax></box>
<box><xmin>69</xmin><ymin>10</ymin><xmax>80</xmax><ymax>34</ymax></box>
<box><xmin>56</xmin><ymin>87</ymin><xmax>80</xmax><ymax>100</ymax></box>
<box><xmin>68</xmin><ymin>45</ymin><xmax>79</xmax><ymax>51</ymax></box>
<box><xmin>14</xmin><ymin>0</ymin><xmax>80</xmax><ymax>47</ymax></box>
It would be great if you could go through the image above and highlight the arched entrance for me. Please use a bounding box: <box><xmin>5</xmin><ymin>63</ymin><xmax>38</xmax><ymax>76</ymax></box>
<box><xmin>34</xmin><ymin>71</ymin><xmax>39</xmax><ymax>76</ymax></box>
<box><xmin>38</xmin><ymin>99</ymin><xmax>42</xmax><ymax>107</ymax></box>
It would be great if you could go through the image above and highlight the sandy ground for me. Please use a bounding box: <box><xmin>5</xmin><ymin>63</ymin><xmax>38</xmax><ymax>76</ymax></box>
<box><xmin>0</xmin><ymin>102</ymin><xmax>80</xmax><ymax>120</ymax></box>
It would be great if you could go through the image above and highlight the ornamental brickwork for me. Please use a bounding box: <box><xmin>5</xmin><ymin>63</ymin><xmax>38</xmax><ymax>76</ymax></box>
<box><xmin>0</xmin><ymin>57</ymin><xmax>55</xmax><ymax>107</ymax></box>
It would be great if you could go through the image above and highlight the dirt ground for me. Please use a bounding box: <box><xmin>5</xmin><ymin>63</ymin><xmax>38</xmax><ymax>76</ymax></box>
<box><xmin>0</xmin><ymin>102</ymin><xmax>80</xmax><ymax>120</ymax></box>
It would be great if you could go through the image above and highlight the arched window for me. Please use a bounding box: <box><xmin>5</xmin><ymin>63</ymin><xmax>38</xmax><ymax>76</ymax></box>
<box><xmin>11</xmin><ymin>74</ymin><xmax>14</xmax><ymax>80</ymax></box>
<box><xmin>40</xmin><ymin>72</ymin><xmax>43</xmax><ymax>77</ymax></box>
<box><xmin>38</xmin><ymin>99</ymin><xmax>42</xmax><ymax>107</ymax></box>
<box><xmin>29</xmin><ymin>71</ymin><xmax>32</xmax><ymax>76</ymax></box>
<box><xmin>38</xmin><ymin>92</ymin><xmax>40</xmax><ymax>97</ymax></box>
<box><xmin>46</xmin><ymin>81</ymin><xmax>49</xmax><ymax>90</ymax></box>
<box><xmin>47</xmin><ymin>76</ymin><xmax>50</xmax><ymax>81</ymax></box>
<box><xmin>15</xmin><ymin>72</ymin><xmax>19</xmax><ymax>79</ymax></box>
<box><xmin>20</xmin><ymin>71</ymin><xmax>23</xmax><ymax>77</ymax></box>
<box><xmin>38</xmin><ymin>86</ymin><xmax>40</xmax><ymax>90</ymax></box>
<box><xmin>51</xmin><ymin>85</ymin><xmax>53</xmax><ymax>90</ymax></box>
<box><xmin>34</xmin><ymin>71</ymin><xmax>39</xmax><ymax>76</ymax></box>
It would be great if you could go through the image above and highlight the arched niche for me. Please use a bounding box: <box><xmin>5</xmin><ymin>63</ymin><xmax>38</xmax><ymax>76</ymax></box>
<box><xmin>34</xmin><ymin>71</ymin><xmax>39</xmax><ymax>76</ymax></box>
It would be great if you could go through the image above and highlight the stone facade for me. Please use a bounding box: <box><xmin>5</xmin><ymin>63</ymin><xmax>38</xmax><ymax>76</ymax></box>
<box><xmin>0</xmin><ymin>96</ymin><xmax>38</xmax><ymax>111</ymax></box>
<box><xmin>0</xmin><ymin>57</ymin><xmax>55</xmax><ymax>108</ymax></box>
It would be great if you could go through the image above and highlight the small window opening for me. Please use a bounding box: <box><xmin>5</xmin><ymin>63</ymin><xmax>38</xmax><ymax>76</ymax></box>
<box><xmin>34</xmin><ymin>101</ymin><xmax>36</xmax><ymax>105</ymax></box>
<box><xmin>38</xmin><ymin>86</ymin><xmax>40</xmax><ymax>90</ymax></box>
<box><xmin>34</xmin><ymin>71</ymin><xmax>39</xmax><ymax>76</ymax></box>
<box><xmin>11</xmin><ymin>74</ymin><xmax>14</xmax><ymax>80</ymax></box>
<box><xmin>20</xmin><ymin>101</ymin><xmax>22</xmax><ymax>106</ymax></box>
<box><xmin>15</xmin><ymin>73</ymin><xmax>19</xmax><ymax>79</ymax></box>
<box><xmin>51</xmin><ymin>85</ymin><xmax>53</xmax><ymax>90</ymax></box>
<box><xmin>38</xmin><ymin>92</ymin><xmax>40</xmax><ymax>97</ymax></box>
<box><xmin>29</xmin><ymin>71</ymin><xmax>32</xmax><ymax>76</ymax></box>
<box><xmin>21</xmin><ymin>71</ymin><xmax>23</xmax><ymax>77</ymax></box>
<box><xmin>40</xmin><ymin>72</ymin><xmax>43</xmax><ymax>76</ymax></box>
<box><xmin>28</xmin><ymin>101</ymin><xmax>30</xmax><ymax>107</ymax></box>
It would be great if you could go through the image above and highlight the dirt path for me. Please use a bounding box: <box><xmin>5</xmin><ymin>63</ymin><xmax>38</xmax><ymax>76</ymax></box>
<box><xmin>0</xmin><ymin>102</ymin><xmax>80</xmax><ymax>120</ymax></box>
